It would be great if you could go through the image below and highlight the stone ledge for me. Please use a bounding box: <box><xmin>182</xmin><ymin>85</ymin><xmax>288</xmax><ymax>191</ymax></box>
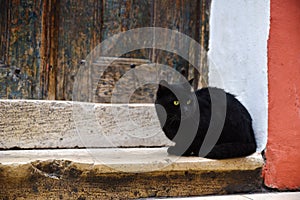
<box><xmin>0</xmin><ymin>148</ymin><xmax>264</xmax><ymax>199</ymax></box>
<box><xmin>0</xmin><ymin>100</ymin><xmax>172</xmax><ymax>149</ymax></box>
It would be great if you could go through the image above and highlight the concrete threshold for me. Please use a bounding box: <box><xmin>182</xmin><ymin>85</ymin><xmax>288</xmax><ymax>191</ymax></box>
<box><xmin>0</xmin><ymin>148</ymin><xmax>263</xmax><ymax>199</ymax></box>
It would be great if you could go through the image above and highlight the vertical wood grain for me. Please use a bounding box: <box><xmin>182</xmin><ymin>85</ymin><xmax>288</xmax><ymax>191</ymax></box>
<box><xmin>0</xmin><ymin>0</ymin><xmax>43</xmax><ymax>99</ymax></box>
<box><xmin>0</xmin><ymin>0</ymin><xmax>211</xmax><ymax>101</ymax></box>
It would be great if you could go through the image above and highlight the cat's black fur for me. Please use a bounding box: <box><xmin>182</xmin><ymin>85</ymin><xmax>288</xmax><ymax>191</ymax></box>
<box><xmin>155</xmin><ymin>79</ymin><xmax>257</xmax><ymax>159</ymax></box>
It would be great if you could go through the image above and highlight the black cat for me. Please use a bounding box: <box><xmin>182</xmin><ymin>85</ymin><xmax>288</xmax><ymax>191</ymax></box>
<box><xmin>155</xmin><ymin>79</ymin><xmax>257</xmax><ymax>159</ymax></box>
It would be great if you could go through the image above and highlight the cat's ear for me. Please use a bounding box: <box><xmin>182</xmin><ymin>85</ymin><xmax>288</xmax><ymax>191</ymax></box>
<box><xmin>159</xmin><ymin>80</ymin><xmax>169</xmax><ymax>89</ymax></box>
<box><xmin>183</xmin><ymin>78</ymin><xmax>194</xmax><ymax>90</ymax></box>
<box><xmin>188</xmin><ymin>78</ymin><xmax>194</xmax><ymax>86</ymax></box>
<box><xmin>182</xmin><ymin>79</ymin><xmax>194</xmax><ymax>91</ymax></box>
<box><xmin>157</xmin><ymin>80</ymin><xmax>169</xmax><ymax>94</ymax></box>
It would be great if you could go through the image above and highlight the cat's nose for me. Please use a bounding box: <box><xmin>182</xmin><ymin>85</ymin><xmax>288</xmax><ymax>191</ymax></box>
<box><xmin>182</xmin><ymin>106</ymin><xmax>189</xmax><ymax>116</ymax></box>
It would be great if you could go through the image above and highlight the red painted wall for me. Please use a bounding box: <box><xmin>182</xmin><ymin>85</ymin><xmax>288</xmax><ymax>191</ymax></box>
<box><xmin>264</xmin><ymin>0</ymin><xmax>300</xmax><ymax>190</ymax></box>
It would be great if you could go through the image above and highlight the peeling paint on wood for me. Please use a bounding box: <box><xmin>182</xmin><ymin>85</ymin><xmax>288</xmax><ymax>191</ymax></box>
<box><xmin>0</xmin><ymin>0</ymin><xmax>211</xmax><ymax>101</ymax></box>
<box><xmin>0</xmin><ymin>0</ymin><xmax>43</xmax><ymax>99</ymax></box>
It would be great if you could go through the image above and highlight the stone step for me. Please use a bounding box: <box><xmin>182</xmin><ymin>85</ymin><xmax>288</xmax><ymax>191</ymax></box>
<box><xmin>0</xmin><ymin>100</ymin><xmax>172</xmax><ymax>149</ymax></box>
<box><xmin>0</xmin><ymin>148</ymin><xmax>264</xmax><ymax>199</ymax></box>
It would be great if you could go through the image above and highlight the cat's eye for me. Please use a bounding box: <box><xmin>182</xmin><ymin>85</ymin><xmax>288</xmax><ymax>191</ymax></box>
<box><xmin>187</xmin><ymin>99</ymin><xmax>192</xmax><ymax>105</ymax></box>
<box><xmin>173</xmin><ymin>100</ymin><xmax>180</xmax><ymax>106</ymax></box>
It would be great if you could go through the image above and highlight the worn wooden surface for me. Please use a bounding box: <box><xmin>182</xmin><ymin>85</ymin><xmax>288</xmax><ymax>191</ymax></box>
<box><xmin>0</xmin><ymin>0</ymin><xmax>210</xmax><ymax>101</ymax></box>
<box><xmin>80</xmin><ymin>57</ymin><xmax>158</xmax><ymax>103</ymax></box>
<box><xmin>0</xmin><ymin>0</ymin><xmax>43</xmax><ymax>99</ymax></box>
<box><xmin>0</xmin><ymin>100</ymin><xmax>172</xmax><ymax>149</ymax></box>
<box><xmin>74</xmin><ymin>57</ymin><xmax>189</xmax><ymax>103</ymax></box>
<box><xmin>0</xmin><ymin>148</ymin><xmax>264</xmax><ymax>199</ymax></box>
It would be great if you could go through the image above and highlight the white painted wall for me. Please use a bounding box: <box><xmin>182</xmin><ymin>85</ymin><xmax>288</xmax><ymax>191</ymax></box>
<box><xmin>208</xmin><ymin>0</ymin><xmax>270</xmax><ymax>151</ymax></box>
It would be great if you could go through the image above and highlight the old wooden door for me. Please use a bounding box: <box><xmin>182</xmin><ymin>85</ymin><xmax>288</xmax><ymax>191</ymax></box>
<box><xmin>0</xmin><ymin>0</ymin><xmax>210</xmax><ymax>101</ymax></box>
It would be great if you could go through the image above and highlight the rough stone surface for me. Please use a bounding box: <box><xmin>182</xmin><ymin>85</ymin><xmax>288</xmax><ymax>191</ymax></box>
<box><xmin>0</xmin><ymin>100</ymin><xmax>264</xmax><ymax>199</ymax></box>
<box><xmin>0</xmin><ymin>100</ymin><xmax>172</xmax><ymax>149</ymax></box>
<box><xmin>0</xmin><ymin>148</ymin><xmax>264</xmax><ymax>199</ymax></box>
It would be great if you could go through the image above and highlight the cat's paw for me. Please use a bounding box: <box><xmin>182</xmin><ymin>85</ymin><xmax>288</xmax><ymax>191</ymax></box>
<box><xmin>167</xmin><ymin>146</ymin><xmax>192</xmax><ymax>156</ymax></box>
<box><xmin>167</xmin><ymin>146</ymin><xmax>181</xmax><ymax>156</ymax></box>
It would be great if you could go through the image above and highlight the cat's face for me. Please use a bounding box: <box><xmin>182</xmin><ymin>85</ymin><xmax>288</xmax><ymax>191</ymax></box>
<box><xmin>155</xmin><ymin>79</ymin><xmax>197</xmax><ymax>122</ymax></box>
